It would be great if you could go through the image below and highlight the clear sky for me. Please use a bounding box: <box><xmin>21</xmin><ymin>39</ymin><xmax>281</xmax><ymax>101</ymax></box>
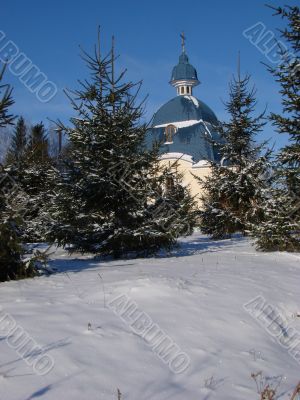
<box><xmin>1</xmin><ymin>0</ymin><xmax>294</xmax><ymax>150</ymax></box>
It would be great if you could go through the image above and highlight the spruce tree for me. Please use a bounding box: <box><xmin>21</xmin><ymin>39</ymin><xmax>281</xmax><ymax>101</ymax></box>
<box><xmin>198</xmin><ymin>72</ymin><xmax>271</xmax><ymax>239</ymax></box>
<box><xmin>0</xmin><ymin>64</ymin><xmax>33</xmax><ymax>281</ymax></box>
<box><xmin>29</xmin><ymin>122</ymin><xmax>50</xmax><ymax>164</ymax></box>
<box><xmin>5</xmin><ymin>116</ymin><xmax>27</xmax><ymax>165</ymax></box>
<box><xmin>0</xmin><ymin>64</ymin><xmax>14</xmax><ymax>128</ymax></box>
<box><xmin>4</xmin><ymin>120</ymin><xmax>53</xmax><ymax>242</ymax></box>
<box><xmin>23</xmin><ymin>122</ymin><xmax>51</xmax><ymax>200</ymax></box>
<box><xmin>20</xmin><ymin>122</ymin><xmax>53</xmax><ymax>242</ymax></box>
<box><xmin>253</xmin><ymin>5</ymin><xmax>300</xmax><ymax>251</ymax></box>
<box><xmin>47</xmin><ymin>32</ymin><xmax>196</xmax><ymax>257</ymax></box>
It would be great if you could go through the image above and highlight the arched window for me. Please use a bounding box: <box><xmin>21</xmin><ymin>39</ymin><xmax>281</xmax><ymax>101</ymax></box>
<box><xmin>165</xmin><ymin>124</ymin><xmax>176</xmax><ymax>143</ymax></box>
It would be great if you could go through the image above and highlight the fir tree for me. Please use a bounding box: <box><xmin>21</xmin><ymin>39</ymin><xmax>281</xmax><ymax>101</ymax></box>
<box><xmin>47</xmin><ymin>31</ymin><xmax>196</xmax><ymax>257</ymax></box>
<box><xmin>28</xmin><ymin>122</ymin><xmax>50</xmax><ymax>164</ymax></box>
<box><xmin>20</xmin><ymin>122</ymin><xmax>53</xmax><ymax>242</ymax></box>
<box><xmin>3</xmin><ymin>120</ymin><xmax>53</xmax><ymax>242</ymax></box>
<box><xmin>253</xmin><ymin>5</ymin><xmax>300</xmax><ymax>251</ymax></box>
<box><xmin>0</xmin><ymin>64</ymin><xmax>34</xmax><ymax>281</ymax></box>
<box><xmin>0</xmin><ymin>64</ymin><xmax>14</xmax><ymax>128</ymax></box>
<box><xmin>5</xmin><ymin>116</ymin><xmax>27</xmax><ymax>165</ymax></box>
<box><xmin>197</xmin><ymin>71</ymin><xmax>271</xmax><ymax>239</ymax></box>
<box><xmin>22</xmin><ymin>122</ymin><xmax>51</xmax><ymax>200</ymax></box>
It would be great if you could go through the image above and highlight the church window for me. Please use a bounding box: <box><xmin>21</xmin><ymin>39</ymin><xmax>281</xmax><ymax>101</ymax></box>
<box><xmin>180</xmin><ymin>86</ymin><xmax>184</xmax><ymax>94</ymax></box>
<box><xmin>165</xmin><ymin>124</ymin><xmax>176</xmax><ymax>143</ymax></box>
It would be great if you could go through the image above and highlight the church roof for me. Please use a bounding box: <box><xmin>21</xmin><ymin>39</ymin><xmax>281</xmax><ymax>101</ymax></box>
<box><xmin>153</xmin><ymin>95</ymin><xmax>218</xmax><ymax>127</ymax></box>
<box><xmin>147</xmin><ymin>120</ymin><xmax>221</xmax><ymax>163</ymax></box>
<box><xmin>149</xmin><ymin>96</ymin><xmax>220</xmax><ymax>163</ymax></box>
<box><xmin>170</xmin><ymin>52</ymin><xmax>199</xmax><ymax>83</ymax></box>
<box><xmin>147</xmin><ymin>38</ymin><xmax>221</xmax><ymax>163</ymax></box>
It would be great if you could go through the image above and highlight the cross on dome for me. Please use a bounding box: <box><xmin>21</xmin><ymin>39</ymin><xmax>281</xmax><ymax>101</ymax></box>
<box><xmin>180</xmin><ymin>31</ymin><xmax>186</xmax><ymax>53</ymax></box>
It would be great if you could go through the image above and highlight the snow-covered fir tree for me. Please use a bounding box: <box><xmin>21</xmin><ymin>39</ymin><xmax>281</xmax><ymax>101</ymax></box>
<box><xmin>197</xmin><ymin>71</ymin><xmax>271</xmax><ymax>239</ymax></box>
<box><xmin>252</xmin><ymin>5</ymin><xmax>300</xmax><ymax>251</ymax></box>
<box><xmin>5</xmin><ymin>116</ymin><xmax>27</xmax><ymax>165</ymax></box>
<box><xmin>47</xmin><ymin>32</ymin><xmax>196</xmax><ymax>257</ymax></box>
<box><xmin>4</xmin><ymin>121</ymin><xmax>54</xmax><ymax>242</ymax></box>
<box><xmin>28</xmin><ymin>122</ymin><xmax>50</xmax><ymax>163</ymax></box>
<box><xmin>0</xmin><ymin>65</ymin><xmax>35</xmax><ymax>281</ymax></box>
<box><xmin>0</xmin><ymin>65</ymin><xmax>14</xmax><ymax>128</ymax></box>
<box><xmin>20</xmin><ymin>122</ymin><xmax>53</xmax><ymax>241</ymax></box>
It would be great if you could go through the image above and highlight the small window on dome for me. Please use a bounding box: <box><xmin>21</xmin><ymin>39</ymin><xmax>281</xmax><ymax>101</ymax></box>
<box><xmin>186</xmin><ymin>86</ymin><xmax>190</xmax><ymax>94</ymax></box>
<box><xmin>180</xmin><ymin>86</ymin><xmax>184</xmax><ymax>94</ymax></box>
<box><xmin>165</xmin><ymin>124</ymin><xmax>176</xmax><ymax>143</ymax></box>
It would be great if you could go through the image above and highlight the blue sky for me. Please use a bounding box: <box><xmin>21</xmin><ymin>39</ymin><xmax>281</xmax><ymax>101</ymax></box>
<box><xmin>1</xmin><ymin>0</ymin><xmax>294</xmax><ymax>150</ymax></box>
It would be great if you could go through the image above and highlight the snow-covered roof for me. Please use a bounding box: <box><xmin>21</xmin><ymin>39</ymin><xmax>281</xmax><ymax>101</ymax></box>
<box><xmin>159</xmin><ymin>153</ymin><xmax>211</xmax><ymax>168</ymax></box>
<box><xmin>192</xmin><ymin>159</ymin><xmax>211</xmax><ymax>168</ymax></box>
<box><xmin>159</xmin><ymin>152</ymin><xmax>194</xmax><ymax>163</ymax></box>
<box><xmin>183</xmin><ymin>95</ymin><xmax>199</xmax><ymax>107</ymax></box>
<box><xmin>152</xmin><ymin>95</ymin><xmax>218</xmax><ymax>127</ymax></box>
<box><xmin>154</xmin><ymin>119</ymin><xmax>202</xmax><ymax>129</ymax></box>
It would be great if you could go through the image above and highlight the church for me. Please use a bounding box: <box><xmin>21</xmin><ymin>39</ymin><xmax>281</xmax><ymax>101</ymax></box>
<box><xmin>149</xmin><ymin>35</ymin><xmax>221</xmax><ymax>203</ymax></box>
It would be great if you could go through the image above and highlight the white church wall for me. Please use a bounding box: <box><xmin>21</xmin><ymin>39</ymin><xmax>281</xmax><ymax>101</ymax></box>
<box><xmin>159</xmin><ymin>157</ymin><xmax>211</xmax><ymax>206</ymax></box>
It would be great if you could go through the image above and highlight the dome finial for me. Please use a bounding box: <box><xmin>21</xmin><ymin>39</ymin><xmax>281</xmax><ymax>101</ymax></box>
<box><xmin>180</xmin><ymin>31</ymin><xmax>185</xmax><ymax>53</ymax></box>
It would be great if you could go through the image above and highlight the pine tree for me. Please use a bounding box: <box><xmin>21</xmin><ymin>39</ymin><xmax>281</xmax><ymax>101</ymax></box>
<box><xmin>197</xmin><ymin>72</ymin><xmax>271</xmax><ymax>239</ymax></box>
<box><xmin>253</xmin><ymin>5</ymin><xmax>300</xmax><ymax>251</ymax></box>
<box><xmin>47</xmin><ymin>31</ymin><xmax>196</xmax><ymax>257</ymax></box>
<box><xmin>5</xmin><ymin>116</ymin><xmax>27</xmax><ymax>165</ymax></box>
<box><xmin>0</xmin><ymin>64</ymin><xmax>34</xmax><ymax>281</ymax></box>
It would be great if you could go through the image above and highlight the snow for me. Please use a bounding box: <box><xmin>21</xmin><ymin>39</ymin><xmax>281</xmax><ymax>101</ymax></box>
<box><xmin>154</xmin><ymin>120</ymin><xmax>202</xmax><ymax>129</ymax></box>
<box><xmin>184</xmin><ymin>95</ymin><xmax>200</xmax><ymax>108</ymax></box>
<box><xmin>160</xmin><ymin>153</ymin><xmax>194</xmax><ymax>163</ymax></box>
<box><xmin>192</xmin><ymin>159</ymin><xmax>211</xmax><ymax>168</ymax></box>
<box><xmin>1</xmin><ymin>233</ymin><xmax>300</xmax><ymax>400</ymax></box>
<box><xmin>159</xmin><ymin>154</ymin><xmax>211</xmax><ymax>168</ymax></box>
<box><xmin>203</xmin><ymin>121</ymin><xmax>212</xmax><ymax>137</ymax></box>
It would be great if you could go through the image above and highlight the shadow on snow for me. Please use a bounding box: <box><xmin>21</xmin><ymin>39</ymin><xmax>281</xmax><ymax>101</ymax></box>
<box><xmin>47</xmin><ymin>234</ymin><xmax>248</xmax><ymax>275</ymax></box>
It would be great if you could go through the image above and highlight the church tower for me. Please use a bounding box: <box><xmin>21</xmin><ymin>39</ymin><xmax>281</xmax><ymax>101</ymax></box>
<box><xmin>170</xmin><ymin>32</ymin><xmax>200</xmax><ymax>96</ymax></box>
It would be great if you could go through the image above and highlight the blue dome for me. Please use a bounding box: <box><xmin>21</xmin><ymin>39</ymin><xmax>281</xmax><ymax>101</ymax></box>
<box><xmin>148</xmin><ymin>96</ymin><xmax>221</xmax><ymax>163</ymax></box>
<box><xmin>171</xmin><ymin>52</ymin><xmax>199</xmax><ymax>83</ymax></box>
<box><xmin>153</xmin><ymin>95</ymin><xmax>218</xmax><ymax>126</ymax></box>
<box><xmin>147</xmin><ymin>45</ymin><xmax>221</xmax><ymax>163</ymax></box>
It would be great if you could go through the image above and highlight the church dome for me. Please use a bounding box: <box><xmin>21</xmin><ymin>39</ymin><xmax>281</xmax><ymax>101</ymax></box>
<box><xmin>147</xmin><ymin>36</ymin><xmax>221</xmax><ymax>163</ymax></box>
<box><xmin>150</xmin><ymin>95</ymin><xmax>220</xmax><ymax>162</ymax></box>
<box><xmin>170</xmin><ymin>53</ymin><xmax>199</xmax><ymax>83</ymax></box>
<box><xmin>153</xmin><ymin>95</ymin><xmax>218</xmax><ymax>127</ymax></box>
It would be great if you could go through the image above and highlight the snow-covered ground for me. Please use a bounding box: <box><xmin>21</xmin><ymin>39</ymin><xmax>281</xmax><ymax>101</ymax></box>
<box><xmin>0</xmin><ymin>233</ymin><xmax>299</xmax><ymax>400</ymax></box>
